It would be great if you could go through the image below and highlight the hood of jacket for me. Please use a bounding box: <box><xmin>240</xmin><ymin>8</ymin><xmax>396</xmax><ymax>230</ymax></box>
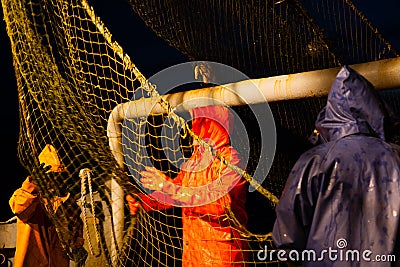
<box><xmin>190</xmin><ymin>105</ymin><xmax>232</xmax><ymax>149</ymax></box>
<box><xmin>314</xmin><ymin>65</ymin><xmax>389</xmax><ymax>143</ymax></box>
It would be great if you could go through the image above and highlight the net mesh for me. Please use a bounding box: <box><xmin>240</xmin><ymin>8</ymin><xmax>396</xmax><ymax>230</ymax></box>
<box><xmin>128</xmin><ymin>0</ymin><xmax>397</xmax><ymax>77</ymax></box>
<box><xmin>2</xmin><ymin>0</ymin><xmax>399</xmax><ymax>266</ymax></box>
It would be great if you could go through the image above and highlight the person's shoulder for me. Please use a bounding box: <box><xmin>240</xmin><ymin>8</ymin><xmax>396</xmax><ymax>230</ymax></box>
<box><xmin>298</xmin><ymin>142</ymin><xmax>332</xmax><ymax>159</ymax></box>
<box><xmin>291</xmin><ymin>141</ymin><xmax>343</xmax><ymax>172</ymax></box>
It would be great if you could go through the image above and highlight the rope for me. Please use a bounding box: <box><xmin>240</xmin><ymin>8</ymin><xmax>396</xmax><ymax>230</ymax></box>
<box><xmin>80</xmin><ymin>168</ymin><xmax>102</xmax><ymax>257</ymax></box>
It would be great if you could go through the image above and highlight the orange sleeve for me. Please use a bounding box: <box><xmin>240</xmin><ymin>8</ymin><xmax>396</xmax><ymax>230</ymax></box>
<box><xmin>9</xmin><ymin>176</ymin><xmax>40</xmax><ymax>222</ymax></box>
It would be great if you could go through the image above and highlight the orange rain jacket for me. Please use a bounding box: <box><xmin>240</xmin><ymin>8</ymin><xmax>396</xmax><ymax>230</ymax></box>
<box><xmin>9</xmin><ymin>176</ymin><xmax>84</xmax><ymax>267</ymax></box>
<box><xmin>137</xmin><ymin>106</ymin><xmax>249</xmax><ymax>267</ymax></box>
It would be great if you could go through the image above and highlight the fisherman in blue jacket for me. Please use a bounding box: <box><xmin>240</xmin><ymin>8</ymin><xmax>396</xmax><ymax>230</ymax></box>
<box><xmin>272</xmin><ymin>65</ymin><xmax>400</xmax><ymax>266</ymax></box>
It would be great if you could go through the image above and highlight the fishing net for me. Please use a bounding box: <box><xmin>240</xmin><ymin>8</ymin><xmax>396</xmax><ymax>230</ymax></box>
<box><xmin>2</xmin><ymin>0</ymin><xmax>399</xmax><ymax>266</ymax></box>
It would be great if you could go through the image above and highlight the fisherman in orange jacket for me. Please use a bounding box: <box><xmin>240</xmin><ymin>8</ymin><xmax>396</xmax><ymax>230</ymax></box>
<box><xmin>9</xmin><ymin>146</ymin><xmax>86</xmax><ymax>267</ymax></box>
<box><xmin>127</xmin><ymin>105</ymin><xmax>249</xmax><ymax>267</ymax></box>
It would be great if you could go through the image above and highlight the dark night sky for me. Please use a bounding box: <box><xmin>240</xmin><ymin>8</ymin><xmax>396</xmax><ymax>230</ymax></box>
<box><xmin>0</xmin><ymin>0</ymin><xmax>399</xmax><ymax>221</ymax></box>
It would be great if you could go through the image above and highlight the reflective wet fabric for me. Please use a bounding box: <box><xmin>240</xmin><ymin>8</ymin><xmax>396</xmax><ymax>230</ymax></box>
<box><xmin>272</xmin><ymin>66</ymin><xmax>400</xmax><ymax>266</ymax></box>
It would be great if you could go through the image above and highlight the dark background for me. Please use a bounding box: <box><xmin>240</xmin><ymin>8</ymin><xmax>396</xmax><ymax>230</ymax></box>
<box><xmin>1</xmin><ymin>0</ymin><xmax>399</xmax><ymax>221</ymax></box>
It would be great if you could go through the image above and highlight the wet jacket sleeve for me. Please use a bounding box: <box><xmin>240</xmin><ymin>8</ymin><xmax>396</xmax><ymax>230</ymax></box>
<box><xmin>272</xmin><ymin>154</ymin><xmax>322</xmax><ymax>250</ymax></box>
<box><xmin>9</xmin><ymin>176</ymin><xmax>40</xmax><ymax>222</ymax></box>
<box><xmin>137</xmin><ymin>157</ymin><xmax>243</xmax><ymax>217</ymax></box>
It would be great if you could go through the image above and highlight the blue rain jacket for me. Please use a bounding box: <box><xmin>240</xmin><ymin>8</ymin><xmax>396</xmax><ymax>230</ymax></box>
<box><xmin>272</xmin><ymin>65</ymin><xmax>400</xmax><ymax>266</ymax></box>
